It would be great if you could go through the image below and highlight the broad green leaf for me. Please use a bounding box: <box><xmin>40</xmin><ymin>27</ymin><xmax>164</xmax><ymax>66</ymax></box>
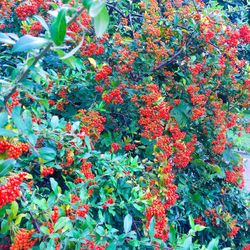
<box><xmin>54</xmin><ymin>217</ymin><xmax>70</xmax><ymax>231</ymax></box>
<box><xmin>189</xmin><ymin>215</ymin><xmax>195</xmax><ymax>229</ymax></box>
<box><xmin>124</xmin><ymin>214</ymin><xmax>133</xmax><ymax>234</ymax></box>
<box><xmin>0</xmin><ymin>159</ymin><xmax>16</xmax><ymax>177</ymax></box>
<box><xmin>0</xmin><ymin>220</ymin><xmax>9</xmax><ymax>234</ymax></box>
<box><xmin>182</xmin><ymin>236</ymin><xmax>192</xmax><ymax>250</ymax></box>
<box><xmin>38</xmin><ymin>147</ymin><xmax>57</xmax><ymax>163</ymax></box>
<box><xmin>40</xmin><ymin>226</ymin><xmax>50</xmax><ymax>234</ymax></box>
<box><xmin>0</xmin><ymin>112</ymin><xmax>8</xmax><ymax>127</ymax></box>
<box><xmin>89</xmin><ymin>0</ymin><xmax>106</xmax><ymax>17</ymax></box>
<box><xmin>11</xmin><ymin>201</ymin><xmax>19</xmax><ymax>218</ymax></box>
<box><xmin>50</xmin><ymin>9</ymin><xmax>67</xmax><ymax>46</ymax></box>
<box><xmin>207</xmin><ymin>238</ymin><xmax>219</xmax><ymax>250</ymax></box>
<box><xmin>0</xmin><ymin>128</ymin><xmax>17</xmax><ymax>137</ymax></box>
<box><xmin>13</xmin><ymin>35</ymin><xmax>49</xmax><ymax>52</ymax></box>
<box><xmin>94</xmin><ymin>7</ymin><xmax>109</xmax><ymax>37</ymax></box>
<box><xmin>12</xmin><ymin>106</ymin><xmax>26</xmax><ymax>132</ymax></box>
<box><xmin>15</xmin><ymin>213</ymin><xmax>26</xmax><ymax>225</ymax></box>
<box><xmin>22</xmin><ymin>110</ymin><xmax>32</xmax><ymax>132</ymax></box>
<box><xmin>51</xmin><ymin>116</ymin><xmax>59</xmax><ymax>129</ymax></box>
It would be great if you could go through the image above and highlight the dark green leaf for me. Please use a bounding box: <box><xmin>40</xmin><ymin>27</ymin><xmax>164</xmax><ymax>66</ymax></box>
<box><xmin>38</xmin><ymin>147</ymin><xmax>57</xmax><ymax>163</ymax></box>
<box><xmin>50</xmin><ymin>9</ymin><xmax>67</xmax><ymax>46</ymax></box>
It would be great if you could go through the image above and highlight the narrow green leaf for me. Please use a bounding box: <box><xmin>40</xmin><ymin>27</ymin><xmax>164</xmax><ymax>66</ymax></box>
<box><xmin>148</xmin><ymin>216</ymin><xmax>155</xmax><ymax>239</ymax></box>
<box><xmin>94</xmin><ymin>7</ymin><xmax>109</xmax><ymax>37</ymax></box>
<box><xmin>0</xmin><ymin>112</ymin><xmax>8</xmax><ymax>127</ymax></box>
<box><xmin>13</xmin><ymin>35</ymin><xmax>49</xmax><ymax>52</ymax></box>
<box><xmin>50</xmin><ymin>178</ymin><xmax>59</xmax><ymax>194</ymax></box>
<box><xmin>50</xmin><ymin>9</ymin><xmax>67</xmax><ymax>46</ymax></box>
<box><xmin>0</xmin><ymin>33</ymin><xmax>15</xmax><ymax>44</ymax></box>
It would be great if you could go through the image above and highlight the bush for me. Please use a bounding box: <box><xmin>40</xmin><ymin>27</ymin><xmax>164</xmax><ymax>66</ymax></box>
<box><xmin>0</xmin><ymin>0</ymin><xmax>249</xmax><ymax>249</ymax></box>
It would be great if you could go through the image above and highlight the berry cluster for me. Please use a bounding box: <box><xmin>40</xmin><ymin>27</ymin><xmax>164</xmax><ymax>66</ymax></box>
<box><xmin>110</xmin><ymin>143</ymin><xmax>120</xmax><ymax>152</ymax></box>
<box><xmin>41</xmin><ymin>167</ymin><xmax>54</xmax><ymax>177</ymax></box>
<box><xmin>95</xmin><ymin>65</ymin><xmax>112</xmax><ymax>81</ymax></box>
<box><xmin>81</xmin><ymin>42</ymin><xmax>105</xmax><ymax>56</ymax></box>
<box><xmin>102</xmin><ymin>89</ymin><xmax>123</xmax><ymax>104</ymax></box>
<box><xmin>0</xmin><ymin>140</ymin><xmax>29</xmax><ymax>159</ymax></box>
<box><xmin>15</xmin><ymin>4</ymin><xmax>38</xmax><ymax>20</ymax></box>
<box><xmin>0</xmin><ymin>173</ymin><xmax>26</xmax><ymax>208</ymax></box>
<box><xmin>10</xmin><ymin>229</ymin><xmax>37</xmax><ymax>250</ymax></box>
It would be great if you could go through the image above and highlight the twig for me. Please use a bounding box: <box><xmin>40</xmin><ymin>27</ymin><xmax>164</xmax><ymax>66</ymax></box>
<box><xmin>153</xmin><ymin>34</ymin><xmax>194</xmax><ymax>71</ymax></box>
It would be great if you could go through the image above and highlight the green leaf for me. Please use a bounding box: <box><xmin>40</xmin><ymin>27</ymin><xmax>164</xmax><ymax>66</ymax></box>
<box><xmin>11</xmin><ymin>201</ymin><xmax>19</xmax><ymax>218</ymax></box>
<box><xmin>124</xmin><ymin>214</ymin><xmax>133</xmax><ymax>234</ymax></box>
<box><xmin>54</xmin><ymin>217</ymin><xmax>70</xmax><ymax>231</ymax></box>
<box><xmin>22</xmin><ymin>110</ymin><xmax>32</xmax><ymax>132</ymax></box>
<box><xmin>0</xmin><ymin>220</ymin><xmax>9</xmax><ymax>234</ymax></box>
<box><xmin>51</xmin><ymin>116</ymin><xmax>59</xmax><ymax>129</ymax></box>
<box><xmin>0</xmin><ymin>159</ymin><xmax>16</xmax><ymax>177</ymax></box>
<box><xmin>182</xmin><ymin>236</ymin><xmax>192</xmax><ymax>250</ymax></box>
<box><xmin>94</xmin><ymin>7</ymin><xmax>109</xmax><ymax>37</ymax></box>
<box><xmin>34</xmin><ymin>15</ymin><xmax>50</xmax><ymax>32</ymax></box>
<box><xmin>0</xmin><ymin>128</ymin><xmax>17</xmax><ymax>137</ymax></box>
<box><xmin>89</xmin><ymin>0</ymin><xmax>106</xmax><ymax>17</ymax></box>
<box><xmin>50</xmin><ymin>9</ymin><xmax>67</xmax><ymax>46</ymax></box>
<box><xmin>169</xmin><ymin>224</ymin><xmax>176</xmax><ymax>246</ymax></box>
<box><xmin>15</xmin><ymin>213</ymin><xmax>26</xmax><ymax>225</ymax></box>
<box><xmin>207</xmin><ymin>238</ymin><xmax>219</xmax><ymax>250</ymax></box>
<box><xmin>40</xmin><ymin>226</ymin><xmax>50</xmax><ymax>234</ymax></box>
<box><xmin>0</xmin><ymin>33</ymin><xmax>15</xmax><ymax>44</ymax></box>
<box><xmin>38</xmin><ymin>147</ymin><xmax>57</xmax><ymax>163</ymax></box>
<box><xmin>189</xmin><ymin>215</ymin><xmax>195</xmax><ymax>229</ymax></box>
<box><xmin>13</xmin><ymin>35</ymin><xmax>49</xmax><ymax>52</ymax></box>
<box><xmin>12</xmin><ymin>106</ymin><xmax>26</xmax><ymax>132</ymax></box>
<box><xmin>148</xmin><ymin>216</ymin><xmax>155</xmax><ymax>239</ymax></box>
<box><xmin>50</xmin><ymin>178</ymin><xmax>59</xmax><ymax>195</ymax></box>
<box><xmin>0</xmin><ymin>112</ymin><xmax>8</xmax><ymax>127</ymax></box>
<box><xmin>85</xmin><ymin>136</ymin><xmax>91</xmax><ymax>151</ymax></box>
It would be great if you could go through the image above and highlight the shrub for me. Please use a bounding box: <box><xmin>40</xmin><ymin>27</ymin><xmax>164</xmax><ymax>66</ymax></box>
<box><xmin>0</xmin><ymin>0</ymin><xmax>249</xmax><ymax>249</ymax></box>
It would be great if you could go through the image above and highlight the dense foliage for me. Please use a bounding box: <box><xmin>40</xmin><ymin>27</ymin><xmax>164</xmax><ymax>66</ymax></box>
<box><xmin>0</xmin><ymin>0</ymin><xmax>249</xmax><ymax>249</ymax></box>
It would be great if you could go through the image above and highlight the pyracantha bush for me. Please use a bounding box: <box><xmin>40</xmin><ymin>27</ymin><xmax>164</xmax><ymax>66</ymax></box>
<box><xmin>0</xmin><ymin>0</ymin><xmax>249</xmax><ymax>249</ymax></box>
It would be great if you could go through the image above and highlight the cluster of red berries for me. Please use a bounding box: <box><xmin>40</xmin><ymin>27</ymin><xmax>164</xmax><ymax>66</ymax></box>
<box><xmin>22</xmin><ymin>21</ymin><xmax>42</xmax><ymax>36</ymax></box>
<box><xmin>81</xmin><ymin>42</ymin><xmax>105</xmax><ymax>56</ymax></box>
<box><xmin>7</xmin><ymin>91</ymin><xmax>20</xmax><ymax>113</ymax></box>
<box><xmin>15</xmin><ymin>4</ymin><xmax>38</xmax><ymax>20</ymax></box>
<box><xmin>0</xmin><ymin>140</ymin><xmax>29</xmax><ymax>159</ymax></box>
<box><xmin>110</xmin><ymin>143</ymin><xmax>120</xmax><ymax>152</ymax></box>
<box><xmin>81</xmin><ymin>239</ymin><xmax>108</xmax><ymax>250</ymax></box>
<box><xmin>194</xmin><ymin>216</ymin><xmax>206</xmax><ymax>226</ymax></box>
<box><xmin>225</xmin><ymin>164</ymin><xmax>244</xmax><ymax>188</ymax></box>
<box><xmin>41</xmin><ymin>167</ymin><xmax>54</xmax><ymax>177</ymax></box>
<box><xmin>124</xmin><ymin>143</ymin><xmax>136</xmax><ymax>151</ymax></box>
<box><xmin>81</xmin><ymin>160</ymin><xmax>95</xmax><ymax>180</ymax></box>
<box><xmin>95</xmin><ymin>65</ymin><xmax>112</xmax><ymax>81</ymax></box>
<box><xmin>145</xmin><ymin>199</ymin><xmax>169</xmax><ymax>241</ymax></box>
<box><xmin>102</xmin><ymin>197</ymin><xmax>114</xmax><ymax>209</ymax></box>
<box><xmin>0</xmin><ymin>172</ymin><xmax>26</xmax><ymax>208</ymax></box>
<box><xmin>76</xmin><ymin>109</ymin><xmax>106</xmax><ymax>141</ymax></box>
<box><xmin>10</xmin><ymin>229</ymin><xmax>37</xmax><ymax>250</ymax></box>
<box><xmin>102</xmin><ymin>89</ymin><xmax>124</xmax><ymax>104</ymax></box>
